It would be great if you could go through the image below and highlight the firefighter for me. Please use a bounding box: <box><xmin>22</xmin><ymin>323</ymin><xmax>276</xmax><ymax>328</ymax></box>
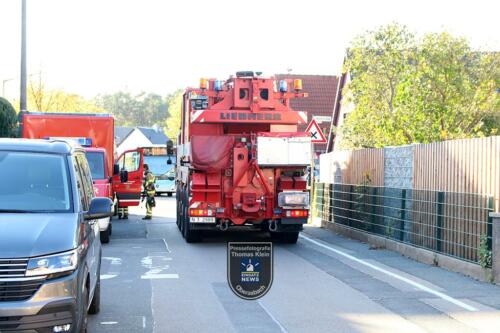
<box><xmin>142</xmin><ymin>164</ymin><xmax>156</xmax><ymax>220</ymax></box>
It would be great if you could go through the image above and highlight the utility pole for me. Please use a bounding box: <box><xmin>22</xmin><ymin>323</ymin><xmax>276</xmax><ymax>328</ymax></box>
<box><xmin>20</xmin><ymin>0</ymin><xmax>27</xmax><ymax>111</ymax></box>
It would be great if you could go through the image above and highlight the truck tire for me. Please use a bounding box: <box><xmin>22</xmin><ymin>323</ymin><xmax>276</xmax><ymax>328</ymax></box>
<box><xmin>183</xmin><ymin>205</ymin><xmax>201</xmax><ymax>243</ymax></box>
<box><xmin>182</xmin><ymin>187</ymin><xmax>201</xmax><ymax>243</ymax></box>
<box><xmin>177</xmin><ymin>199</ymin><xmax>183</xmax><ymax>231</ymax></box>
<box><xmin>100</xmin><ymin>227</ymin><xmax>110</xmax><ymax>244</ymax></box>
<box><xmin>279</xmin><ymin>232</ymin><xmax>299</xmax><ymax>244</ymax></box>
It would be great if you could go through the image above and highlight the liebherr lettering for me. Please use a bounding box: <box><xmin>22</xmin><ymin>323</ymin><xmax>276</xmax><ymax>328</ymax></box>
<box><xmin>219</xmin><ymin>112</ymin><xmax>281</xmax><ymax>121</ymax></box>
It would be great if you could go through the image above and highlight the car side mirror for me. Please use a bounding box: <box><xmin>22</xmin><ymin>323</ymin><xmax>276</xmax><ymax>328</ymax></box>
<box><xmin>113</xmin><ymin>164</ymin><xmax>120</xmax><ymax>175</ymax></box>
<box><xmin>85</xmin><ymin>197</ymin><xmax>113</xmax><ymax>220</ymax></box>
<box><xmin>120</xmin><ymin>170</ymin><xmax>128</xmax><ymax>183</ymax></box>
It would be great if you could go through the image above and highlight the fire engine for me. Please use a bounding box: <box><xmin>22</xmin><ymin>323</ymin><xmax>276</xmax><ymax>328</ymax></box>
<box><xmin>21</xmin><ymin>112</ymin><xmax>145</xmax><ymax>242</ymax></box>
<box><xmin>176</xmin><ymin>72</ymin><xmax>312</xmax><ymax>243</ymax></box>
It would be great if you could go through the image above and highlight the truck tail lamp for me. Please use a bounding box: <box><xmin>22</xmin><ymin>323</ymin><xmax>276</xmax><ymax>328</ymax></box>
<box><xmin>285</xmin><ymin>210</ymin><xmax>309</xmax><ymax>218</ymax></box>
<box><xmin>190</xmin><ymin>208</ymin><xmax>214</xmax><ymax>217</ymax></box>
<box><xmin>278</xmin><ymin>191</ymin><xmax>310</xmax><ymax>208</ymax></box>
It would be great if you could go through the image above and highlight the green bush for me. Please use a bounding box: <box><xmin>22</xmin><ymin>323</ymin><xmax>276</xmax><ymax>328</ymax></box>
<box><xmin>0</xmin><ymin>97</ymin><xmax>17</xmax><ymax>137</ymax></box>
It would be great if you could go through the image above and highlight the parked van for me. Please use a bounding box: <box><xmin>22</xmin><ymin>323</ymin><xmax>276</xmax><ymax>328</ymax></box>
<box><xmin>0</xmin><ymin>139</ymin><xmax>112</xmax><ymax>333</ymax></box>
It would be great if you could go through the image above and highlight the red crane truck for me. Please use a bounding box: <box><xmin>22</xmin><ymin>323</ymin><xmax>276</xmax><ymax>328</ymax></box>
<box><xmin>21</xmin><ymin>112</ymin><xmax>145</xmax><ymax>243</ymax></box>
<box><xmin>176</xmin><ymin>71</ymin><xmax>312</xmax><ymax>243</ymax></box>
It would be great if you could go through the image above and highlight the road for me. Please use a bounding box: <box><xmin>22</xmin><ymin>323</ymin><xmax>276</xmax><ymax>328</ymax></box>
<box><xmin>89</xmin><ymin>196</ymin><xmax>500</xmax><ymax>333</ymax></box>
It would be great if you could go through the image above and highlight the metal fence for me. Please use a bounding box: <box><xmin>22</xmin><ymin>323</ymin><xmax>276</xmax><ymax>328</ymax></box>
<box><xmin>314</xmin><ymin>183</ymin><xmax>494</xmax><ymax>266</ymax></box>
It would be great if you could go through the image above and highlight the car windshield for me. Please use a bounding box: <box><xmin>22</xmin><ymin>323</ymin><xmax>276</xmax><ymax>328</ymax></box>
<box><xmin>144</xmin><ymin>155</ymin><xmax>175</xmax><ymax>175</ymax></box>
<box><xmin>86</xmin><ymin>151</ymin><xmax>105</xmax><ymax>179</ymax></box>
<box><xmin>0</xmin><ymin>151</ymin><xmax>72</xmax><ymax>212</ymax></box>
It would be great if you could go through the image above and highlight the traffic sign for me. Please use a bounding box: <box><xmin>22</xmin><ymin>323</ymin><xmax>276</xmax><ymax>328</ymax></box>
<box><xmin>305</xmin><ymin>119</ymin><xmax>327</xmax><ymax>143</ymax></box>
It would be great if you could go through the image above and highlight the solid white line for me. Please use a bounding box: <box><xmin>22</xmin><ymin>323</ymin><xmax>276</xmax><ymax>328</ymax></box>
<box><xmin>141</xmin><ymin>274</ymin><xmax>179</xmax><ymax>279</ymax></box>
<box><xmin>142</xmin><ymin>316</ymin><xmax>146</xmax><ymax>328</ymax></box>
<box><xmin>258</xmin><ymin>301</ymin><xmax>288</xmax><ymax>333</ymax></box>
<box><xmin>101</xmin><ymin>321</ymin><xmax>118</xmax><ymax>325</ymax></box>
<box><xmin>299</xmin><ymin>234</ymin><xmax>478</xmax><ymax>312</ymax></box>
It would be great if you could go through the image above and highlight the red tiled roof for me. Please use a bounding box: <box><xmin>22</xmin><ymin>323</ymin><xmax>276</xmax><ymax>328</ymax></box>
<box><xmin>275</xmin><ymin>74</ymin><xmax>339</xmax><ymax>154</ymax></box>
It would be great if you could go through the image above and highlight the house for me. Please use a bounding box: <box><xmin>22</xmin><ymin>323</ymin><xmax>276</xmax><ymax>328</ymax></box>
<box><xmin>115</xmin><ymin>125</ymin><xmax>169</xmax><ymax>156</ymax></box>
<box><xmin>115</xmin><ymin>126</ymin><xmax>134</xmax><ymax>147</ymax></box>
<box><xmin>275</xmin><ymin>74</ymin><xmax>339</xmax><ymax>155</ymax></box>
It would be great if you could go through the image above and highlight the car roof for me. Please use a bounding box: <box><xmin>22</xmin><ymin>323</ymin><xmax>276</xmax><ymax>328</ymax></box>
<box><xmin>0</xmin><ymin>138</ymin><xmax>85</xmax><ymax>154</ymax></box>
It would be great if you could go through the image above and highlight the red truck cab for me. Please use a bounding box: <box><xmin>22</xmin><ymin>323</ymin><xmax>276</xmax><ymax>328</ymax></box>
<box><xmin>20</xmin><ymin>112</ymin><xmax>145</xmax><ymax>243</ymax></box>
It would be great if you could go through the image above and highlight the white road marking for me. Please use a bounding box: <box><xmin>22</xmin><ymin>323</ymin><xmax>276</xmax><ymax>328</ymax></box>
<box><xmin>142</xmin><ymin>316</ymin><xmax>146</xmax><ymax>328</ymax></box>
<box><xmin>141</xmin><ymin>274</ymin><xmax>179</xmax><ymax>279</ymax></box>
<box><xmin>103</xmin><ymin>257</ymin><xmax>122</xmax><ymax>265</ymax></box>
<box><xmin>162</xmin><ymin>238</ymin><xmax>171</xmax><ymax>253</ymax></box>
<box><xmin>101</xmin><ymin>274</ymin><xmax>117</xmax><ymax>280</ymax></box>
<box><xmin>101</xmin><ymin>321</ymin><xmax>118</xmax><ymax>325</ymax></box>
<box><xmin>299</xmin><ymin>234</ymin><xmax>479</xmax><ymax>312</ymax></box>
<box><xmin>258</xmin><ymin>301</ymin><xmax>288</xmax><ymax>333</ymax></box>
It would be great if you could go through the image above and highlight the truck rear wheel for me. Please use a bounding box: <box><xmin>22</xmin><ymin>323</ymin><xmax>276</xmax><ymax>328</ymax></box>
<box><xmin>176</xmin><ymin>188</ymin><xmax>182</xmax><ymax>230</ymax></box>
<box><xmin>279</xmin><ymin>232</ymin><xmax>299</xmax><ymax>244</ymax></box>
<box><xmin>271</xmin><ymin>231</ymin><xmax>299</xmax><ymax>244</ymax></box>
<box><xmin>182</xmin><ymin>187</ymin><xmax>201</xmax><ymax>243</ymax></box>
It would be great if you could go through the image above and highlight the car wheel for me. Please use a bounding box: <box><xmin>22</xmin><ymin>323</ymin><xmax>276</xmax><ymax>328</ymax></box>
<box><xmin>109</xmin><ymin>222</ymin><xmax>112</xmax><ymax>235</ymax></box>
<box><xmin>88</xmin><ymin>273</ymin><xmax>101</xmax><ymax>314</ymax></box>
<box><xmin>100</xmin><ymin>227</ymin><xmax>110</xmax><ymax>244</ymax></box>
<box><xmin>78</xmin><ymin>283</ymin><xmax>89</xmax><ymax>333</ymax></box>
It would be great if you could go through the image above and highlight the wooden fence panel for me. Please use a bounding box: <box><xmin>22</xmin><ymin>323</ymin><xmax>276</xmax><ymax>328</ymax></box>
<box><xmin>413</xmin><ymin>136</ymin><xmax>500</xmax><ymax>211</ymax></box>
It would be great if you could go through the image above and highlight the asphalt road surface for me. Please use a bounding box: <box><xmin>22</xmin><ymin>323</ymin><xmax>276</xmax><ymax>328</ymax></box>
<box><xmin>88</xmin><ymin>196</ymin><xmax>500</xmax><ymax>333</ymax></box>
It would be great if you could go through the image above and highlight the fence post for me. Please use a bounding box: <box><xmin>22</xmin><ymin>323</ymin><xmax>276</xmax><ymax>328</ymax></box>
<box><xmin>487</xmin><ymin>197</ymin><xmax>494</xmax><ymax>252</ymax></box>
<box><xmin>436</xmin><ymin>191</ymin><xmax>444</xmax><ymax>253</ymax></box>
<box><xmin>399</xmin><ymin>189</ymin><xmax>407</xmax><ymax>242</ymax></box>
<box><xmin>491</xmin><ymin>212</ymin><xmax>500</xmax><ymax>283</ymax></box>
<box><xmin>349</xmin><ymin>184</ymin><xmax>354</xmax><ymax>227</ymax></box>
<box><xmin>329</xmin><ymin>184</ymin><xmax>334</xmax><ymax>224</ymax></box>
<box><xmin>370</xmin><ymin>187</ymin><xmax>377</xmax><ymax>233</ymax></box>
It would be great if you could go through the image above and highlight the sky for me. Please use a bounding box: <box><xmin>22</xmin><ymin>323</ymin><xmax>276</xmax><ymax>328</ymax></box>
<box><xmin>0</xmin><ymin>0</ymin><xmax>499</xmax><ymax>100</ymax></box>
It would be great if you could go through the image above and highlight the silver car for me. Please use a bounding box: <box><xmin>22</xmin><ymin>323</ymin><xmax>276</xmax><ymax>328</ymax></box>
<box><xmin>0</xmin><ymin>139</ymin><xmax>112</xmax><ymax>333</ymax></box>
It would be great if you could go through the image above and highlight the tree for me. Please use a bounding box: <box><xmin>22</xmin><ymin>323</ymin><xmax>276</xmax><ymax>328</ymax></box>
<box><xmin>0</xmin><ymin>97</ymin><xmax>17</xmax><ymax>137</ymax></box>
<box><xmin>95</xmin><ymin>92</ymin><xmax>168</xmax><ymax>127</ymax></box>
<box><xmin>340</xmin><ymin>23</ymin><xmax>500</xmax><ymax>149</ymax></box>
<box><xmin>164</xmin><ymin>90</ymin><xmax>183</xmax><ymax>143</ymax></box>
<box><xmin>13</xmin><ymin>78</ymin><xmax>106</xmax><ymax>114</ymax></box>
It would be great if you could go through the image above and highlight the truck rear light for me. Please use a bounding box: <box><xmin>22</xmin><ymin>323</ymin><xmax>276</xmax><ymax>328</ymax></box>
<box><xmin>285</xmin><ymin>210</ymin><xmax>308</xmax><ymax>218</ymax></box>
<box><xmin>190</xmin><ymin>208</ymin><xmax>214</xmax><ymax>216</ymax></box>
